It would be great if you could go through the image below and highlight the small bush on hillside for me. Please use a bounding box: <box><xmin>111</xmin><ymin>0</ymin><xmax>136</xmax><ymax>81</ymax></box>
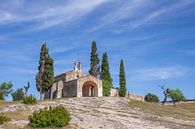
<box><xmin>145</xmin><ymin>93</ymin><xmax>159</xmax><ymax>102</ymax></box>
<box><xmin>0</xmin><ymin>92</ymin><xmax>4</xmax><ymax>100</ymax></box>
<box><xmin>23</xmin><ymin>95</ymin><xmax>37</xmax><ymax>104</ymax></box>
<box><xmin>11</xmin><ymin>88</ymin><xmax>24</xmax><ymax>101</ymax></box>
<box><xmin>29</xmin><ymin>106</ymin><xmax>70</xmax><ymax>128</ymax></box>
<box><xmin>168</xmin><ymin>88</ymin><xmax>185</xmax><ymax>106</ymax></box>
<box><xmin>0</xmin><ymin>82</ymin><xmax>13</xmax><ymax>98</ymax></box>
<box><xmin>0</xmin><ymin>115</ymin><xmax>9</xmax><ymax>124</ymax></box>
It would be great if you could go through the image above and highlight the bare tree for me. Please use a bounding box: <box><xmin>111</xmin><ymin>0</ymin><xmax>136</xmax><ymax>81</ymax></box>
<box><xmin>158</xmin><ymin>85</ymin><xmax>170</xmax><ymax>105</ymax></box>
<box><xmin>24</xmin><ymin>81</ymin><xmax>30</xmax><ymax>97</ymax></box>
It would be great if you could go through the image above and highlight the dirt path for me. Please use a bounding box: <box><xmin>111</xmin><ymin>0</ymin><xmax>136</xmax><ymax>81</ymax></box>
<box><xmin>0</xmin><ymin>97</ymin><xmax>195</xmax><ymax>129</ymax></box>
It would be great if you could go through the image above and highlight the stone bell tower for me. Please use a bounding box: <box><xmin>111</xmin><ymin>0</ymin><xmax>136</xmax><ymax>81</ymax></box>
<box><xmin>74</xmin><ymin>61</ymin><xmax>82</xmax><ymax>71</ymax></box>
<box><xmin>74</xmin><ymin>53</ymin><xmax>82</xmax><ymax>78</ymax></box>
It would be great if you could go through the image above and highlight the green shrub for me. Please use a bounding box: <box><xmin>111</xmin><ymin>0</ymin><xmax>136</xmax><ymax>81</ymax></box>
<box><xmin>0</xmin><ymin>115</ymin><xmax>9</xmax><ymax>124</ymax></box>
<box><xmin>23</xmin><ymin>95</ymin><xmax>37</xmax><ymax>105</ymax></box>
<box><xmin>168</xmin><ymin>88</ymin><xmax>185</xmax><ymax>106</ymax></box>
<box><xmin>29</xmin><ymin>106</ymin><xmax>70</xmax><ymax>128</ymax></box>
<box><xmin>0</xmin><ymin>92</ymin><xmax>4</xmax><ymax>100</ymax></box>
<box><xmin>144</xmin><ymin>93</ymin><xmax>159</xmax><ymax>102</ymax></box>
<box><xmin>12</xmin><ymin>88</ymin><xmax>24</xmax><ymax>101</ymax></box>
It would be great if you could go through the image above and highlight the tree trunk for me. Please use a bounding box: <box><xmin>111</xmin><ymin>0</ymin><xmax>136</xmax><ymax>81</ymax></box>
<box><xmin>173</xmin><ymin>101</ymin><xmax>176</xmax><ymax>107</ymax></box>
<box><xmin>40</xmin><ymin>91</ymin><xmax>45</xmax><ymax>101</ymax></box>
<box><xmin>162</xmin><ymin>95</ymin><xmax>167</xmax><ymax>105</ymax></box>
<box><xmin>24</xmin><ymin>91</ymin><xmax>28</xmax><ymax>97</ymax></box>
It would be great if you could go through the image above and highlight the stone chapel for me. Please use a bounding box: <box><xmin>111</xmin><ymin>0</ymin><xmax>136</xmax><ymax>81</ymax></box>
<box><xmin>48</xmin><ymin>61</ymin><xmax>103</xmax><ymax>99</ymax></box>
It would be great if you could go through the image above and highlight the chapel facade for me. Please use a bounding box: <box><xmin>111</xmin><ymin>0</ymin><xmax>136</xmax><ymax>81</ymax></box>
<box><xmin>49</xmin><ymin>61</ymin><xmax>103</xmax><ymax>99</ymax></box>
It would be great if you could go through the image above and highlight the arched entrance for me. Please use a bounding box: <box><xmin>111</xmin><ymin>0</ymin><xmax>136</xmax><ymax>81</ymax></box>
<box><xmin>82</xmin><ymin>81</ymin><xmax>98</xmax><ymax>97</ymax></box>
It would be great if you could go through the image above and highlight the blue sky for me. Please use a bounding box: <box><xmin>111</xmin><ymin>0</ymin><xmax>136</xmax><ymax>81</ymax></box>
<box><xmin>0</xmin><ymin>0</ymin><xmax>195</xmax><ymax>101</ymax></box>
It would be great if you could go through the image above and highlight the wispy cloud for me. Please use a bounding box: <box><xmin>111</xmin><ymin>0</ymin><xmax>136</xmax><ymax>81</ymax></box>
<box><xmin>0</xmin><ymin>36</ymin><xmax>6</xmax><ymax>43</ymax></box>
<box><xmin>0</xmin><ymin>66</ymin><xmax>36</xmax><ymax>75</ymax></box>
<box><xmin>129</xmin><ymin>66</ymin><xmax>190</xmax><ymax>81</ymax></box>
<box><xmin>129</xmin><ymin>0</ymin><xmax>194</xmax><ymax>29</ymax></box>
<box><xmin>101</xmin><ymin>0</ymin><xmax>148</xmax><ymax>24</ymax></box>
<box><xmin>86</xmin><ymin>0</ymin><xmax>195</xmax><ymax>33</ymax></box>
<box><xmin>0</xmin><ymin>50</ymin><xmax>32</xmax><ymax>63</ymax></box>
<box><xmin>53</xmin><ymin>46</ymin><xmax>75</xmax><ymax>53</ymax></box>
<box><xmin>0</xmin><ymin>0</ymin><xmax>110</xmax><ymax>30</ymax></box>
<box><xmin>178</xmin><ymin>49</ymin><xmax>195</xmax><ymax>56</ymax></box>
<box><xmin>86</xmin><ymin>0</ymin><xmax>148</xmax><ymax>33</ymax></box>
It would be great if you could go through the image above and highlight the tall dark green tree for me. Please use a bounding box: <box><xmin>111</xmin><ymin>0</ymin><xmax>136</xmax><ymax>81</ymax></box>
<box><xmin>36</xmin><ymin>43</ymin><xmax>54</xmax><ymax>100</ymax></box>
<box><xmin>42</xmin><ymin>55</ymin><xmax>54</xmax><ymax>91</ymax></box>
<box><xmin>119</xmin><ymin>59</ymin><xmax>127</xmax><ymax>97</ymax></box>
<box><xmin>100</xmin><ymin>52</ymin><xmax>112</xmax><ymax>96</ymax></box>
<box><xmin>89</xmin><ymin>41</ymin><xmax>100</xmax><ymax>77</ymax></box>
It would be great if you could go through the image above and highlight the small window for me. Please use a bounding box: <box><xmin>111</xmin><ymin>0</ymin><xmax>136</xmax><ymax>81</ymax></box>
<box><xmin>77</xmin><ymin>75</ymin><xmax>79</xmax><ymax>78</ymax></box>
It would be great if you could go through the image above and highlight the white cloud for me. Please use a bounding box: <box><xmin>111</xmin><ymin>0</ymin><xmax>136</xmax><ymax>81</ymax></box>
<box><xmin>86</xmin><ymin>0</ymin><xmax>149</xmax><ymax>33</ymax></box>
<box><xmin>1</xmin><ymin>0</ymin><xmax>193</xmax><ymax>32</ymax></box>
<box><xmin>0</xmin><ymin>0</ymin><xmax>110</xmax><ymax>30</ymax></box>
<box><xmin>0</xmin><ymin>50</ymin><xmax>32</xmax><ymax>63</ymax></box>
<box><xmin>1</xmin><ymin>66</ymin><xmax>36</xmax><ymax>75</ymax></box>
<box><xmin>129</xmin><ymin>0</ymin><xmax>194</xmax><ymax>29</ymax></box>
<box><xmin>53</xmin><ymin>46</ymin><xmax>75</xmax><ymax>53</ymax></box>
<box><xmin>101</xmin><ymin>0</ymin><xmax>148</xmax><ymax>23</ymax></box>
<box><xmin>86</xmin><ymin>0</ymin><xmax>195</xmax><ymax>32</ymax></box>
<box><xmin>129</xmin><ymin>66</ymin><xmax>189</xmax><ymax>81</ymax></box>
<box><xmin>0</xmin><ymin>11</ymin><xmax>13</xmax><ymax>24</ymax></box>
<box><xmin>179</xmin><ymin>49</ymin><xmax>195</xmax><ymax>56</ymax></box>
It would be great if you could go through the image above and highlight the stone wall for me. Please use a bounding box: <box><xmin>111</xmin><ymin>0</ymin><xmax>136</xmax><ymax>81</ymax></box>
<box><xmin>50</xmin><ymin>82</ymin><xmax>57</xmax><ymax>99</ymax></box>
<box><xmin>127</xmin><ymin>93</ymin><xmax>144</xmax><ymax>101</ymax></box>
<box><xmin>56</xmin><ymin>80</ymin><xmax>63</xmax><ymax>99</ymax></box>
<box><xmin>50</xmin><ymin>80</ymin><xmax>64</xmax><ymax>99</ymax></box>
<box><xmin>66</xmin><ymin>70</ymin><xmax>84</xmax><ymax>82</ymax></box>
<box><xmin>110</xmin><ymin>88</ymin><xmax>119</xmax><ymax>97</ymax></box>
<box><xmin>63</xmin><ymin>80</ymin><xmax>77</xmax><ymax>97</ymax></box>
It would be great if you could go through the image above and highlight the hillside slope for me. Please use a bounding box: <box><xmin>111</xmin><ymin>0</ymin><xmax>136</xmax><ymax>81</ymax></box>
<box><xmin>0</xmin><ymin>97</ymin><xmax>195</xmax><ymax>129</ymax></box>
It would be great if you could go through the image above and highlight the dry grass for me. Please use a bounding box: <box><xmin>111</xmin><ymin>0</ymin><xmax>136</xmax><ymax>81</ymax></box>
<box><xmin>0</xmin><ymin>110</ymin><xmax>79</xmax><ymax>129</ymax></box>
<box><xmin>1</xmin><ymin>123</ymin><xmax>81</xmax><ymax>129</ymax></box>
<box><xmin>129</xmin><ymin>100</ymin><xmax>195</xmax><ymax>119</ymax></box>
<box><xmin>1</xmin><ymin>99</ymin><xmax>195</xmax><ymax>129</ymax></box>
<box><xmin>23</xmin><ymin>124</ymin><xmax>82</xmax><ymax>129</ymax></box>
<box><xmin>4</xmin><ymin>110</ymin><xmax>32</xmax><ymax>120</ymax></box>
<box><xmin>0</xmin><ymin>100</ymin><xmax>21</xmax><ymax>107</ymax></box>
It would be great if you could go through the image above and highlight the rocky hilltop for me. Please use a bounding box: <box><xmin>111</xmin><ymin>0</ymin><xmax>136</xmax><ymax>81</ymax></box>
<box><xmin>0</xmin><ymin>97</ymin><xmax>195</xmax><ymax>129</ymax></box>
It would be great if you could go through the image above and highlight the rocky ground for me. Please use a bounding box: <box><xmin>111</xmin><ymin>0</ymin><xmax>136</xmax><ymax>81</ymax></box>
<box><xmin>0</xmin><ymin>97</ymin><xmax>195</xmax><ymax>129</ymax></box>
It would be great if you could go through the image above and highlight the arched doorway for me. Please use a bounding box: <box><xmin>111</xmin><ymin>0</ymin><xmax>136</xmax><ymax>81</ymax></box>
<box><xmin>82</xmin><ymin>81</ymin><xmax>98</xmax><ymax>97</ymax></box>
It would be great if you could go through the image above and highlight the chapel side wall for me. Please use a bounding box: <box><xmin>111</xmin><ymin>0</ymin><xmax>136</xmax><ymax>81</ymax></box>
<box><xmin>56</xmin><ymin>80</ymin><xmax>64</xmax><ymax>99</ymax></box>
<box><xmin>55</xmin><ymin>74</ymin><xmax>66</xmax><ymax>82</ymax></box>
<box><xmin>50</xmin><ymin>74</ymin><xmax>66</xmax><ymax>99</ymax></box>
<box><xmin>63</xmin><ymin>80</ymin><xmax>77</xmax><ymax>97</ymax></box>
<box><xmin>50</xmin><ymin>82</ymin><xmax>57</xmax><ymax>99</ymax></box>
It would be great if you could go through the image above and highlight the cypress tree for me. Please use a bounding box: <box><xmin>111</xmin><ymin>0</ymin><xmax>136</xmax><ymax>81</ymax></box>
<box><xmin>36</xmin><ymin>43</ymin><xmax>54</xmax><ymax>100</ymax></box>
<box><xmin>89</xmin><ymin>41</ymin><xmax>100</xmax><ymax>77</ymax></box>
<box><xmin>36</xmin><ymin>43</ymin><xmax>47</xmax><ymax>92</ymax></box>
<box><xmin>100</xmin><ymin>52</ymin><xmax>112</xmax><ymax>96</ymax></box>
<box><xmin>42</xmin><ymin>55</ymin><xmax>54</xmax><ymax>91</ymax></box>
<box><xmin>119</xmin><ymin>59</ymin><xmax>127</xmax><ymax>97</ymax></box>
